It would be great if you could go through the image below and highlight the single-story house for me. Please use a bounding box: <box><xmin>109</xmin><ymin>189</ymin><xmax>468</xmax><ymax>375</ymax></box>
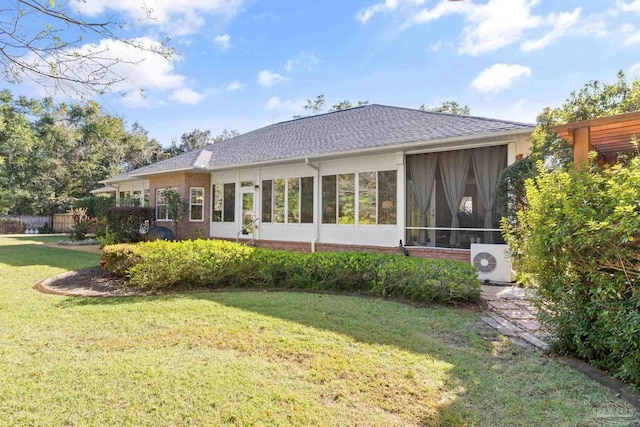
<box><xmin>102</xmin><ymin>104</ymin><xmax>534</xmax><ymax>262</ymax></box>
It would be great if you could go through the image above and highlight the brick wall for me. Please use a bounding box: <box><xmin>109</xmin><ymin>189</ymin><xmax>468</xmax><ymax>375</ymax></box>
<box><xmin>149</xmin><ymin>172</ymin><xmax>211</xmax><ymax>240</ymax></box>
<box><xmin>232</xmin><ymin>238</ymin><xmax>471</xmax><ymax>263</ymax></box>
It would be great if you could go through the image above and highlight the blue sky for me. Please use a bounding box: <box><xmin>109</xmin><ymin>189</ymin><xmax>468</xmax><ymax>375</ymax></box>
<box><xmin>13</xmin><ymin>0</ymin><xmax>640</xmax><ymax>146</ymax></box>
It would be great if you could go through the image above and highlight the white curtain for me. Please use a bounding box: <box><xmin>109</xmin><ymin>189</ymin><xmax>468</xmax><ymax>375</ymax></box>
<box><xmin>408</xmin><ymin>154</ymin><xmax>438</xmax><ymax>245</ymax></box>
<box><xmin>439</xmin><ymin>150</ymin><xmax>470</xmax><ymax>246</ymax></box>
<box><xmin>471</xmin><ymin>145</ymin><xmax>507</xmax><ymax>243</ymax></box>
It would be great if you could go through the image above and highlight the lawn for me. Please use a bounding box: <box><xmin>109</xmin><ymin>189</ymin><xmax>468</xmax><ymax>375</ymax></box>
<box><xmin>0</xmin><ymin>235</ymin><xmax>637</xmax><ymax>426</ymax></box>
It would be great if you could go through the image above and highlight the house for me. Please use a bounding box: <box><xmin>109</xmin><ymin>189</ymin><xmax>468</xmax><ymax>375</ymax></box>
<box><xmin>102</xmin><ymin>104</ymin><xmax>534</xmax><ymax>262</ymax></box>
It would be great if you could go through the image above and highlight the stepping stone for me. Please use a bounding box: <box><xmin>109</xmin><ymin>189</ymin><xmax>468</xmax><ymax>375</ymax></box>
<box><xmin>481</xmin><ymin>316</ymin><xmax>517</xmax><ymax>337</ymax></box>
<box><xmin>517</xmin><ymin>320</ymin><xmax>540</xmax><ymax>331</ymax></box>
<box><xmin>518</xmin><ymin>332</ymin><xmax>549</xmax><ymax>352</ymax></box>
<box><xmin>487</xmin><ymin>301</ymin><xmax>519</xmax><ymax>310</ymax></box>
<box><xmin>501</xmin><ymin>309</ymin><xmax>537</xmax><ymax>320</ymax></box>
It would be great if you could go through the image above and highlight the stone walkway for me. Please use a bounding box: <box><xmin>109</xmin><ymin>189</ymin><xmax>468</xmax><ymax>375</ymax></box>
<box><xmin>480</xmin><ymin>285</ymin><xmax>550</xmax><ymax>351</ymax></box>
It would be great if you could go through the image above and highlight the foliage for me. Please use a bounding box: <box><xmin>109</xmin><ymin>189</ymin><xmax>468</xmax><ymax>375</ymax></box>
<box><xmin>498</xmin><ymin>71</ymin><xmax>640</xmax><ymax>228</ymax></box>
<box><xmin>68</xmin><ymin>207</ymin><xmax>93</xmax><ymax>241</ymax></box>
<box><xmin>74</xmin><ymin>195</ymin><xmax>116</xmax><ymax>219</ymax></box>
<box><xmin>504</xmin><ymin>157</ymin><xmax>640</xmax><ymax>385</ymax></box>
<box><xmin>419</xmin><ymin>101</ymin><xmax>471</xmax><ymax>115</ymax></box>
<box><xmin>294</xmin><ymin>95</ymin><xmax>369</xmax><ymax>118</ymax></box>
<box><xmin>0</xmin><ymin>90</ymin><xmax>163</xmax><ymax>215</ymax></box>
<box><xmin>164</xmin><ymin>128</ymin><xmax>240</xmax><ymax>157</ymax></box>
<box><xmin>163</xmin><ymin>189</ymin><xmax>188</xmax><ymax>238</ymax></box>
<box><xmin>0</xmin><ymin>1</ymin><xmax>173</xmax><ymax>95</ymax></box>
<box><xmin>102</xmin><ymin>240</ymin><xmax>481</xmax><ymax>303</ymax></box>
<box><xmin>104</xmin><ymin>206</ymin><xmax>154</xmax><ymax>243</ymax></box>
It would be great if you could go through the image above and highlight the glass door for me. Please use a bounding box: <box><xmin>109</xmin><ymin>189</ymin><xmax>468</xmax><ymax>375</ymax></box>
<box><xmin>241</xmin><ymin>189</ymin><xmax>255</xmax><ymax>237</ymax></box>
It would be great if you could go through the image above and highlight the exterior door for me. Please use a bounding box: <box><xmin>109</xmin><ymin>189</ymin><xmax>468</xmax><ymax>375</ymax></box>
<box><xmin>240</xmin><ymin>189</ymin><xmax>256</xmax><ymax>237</ymax></box>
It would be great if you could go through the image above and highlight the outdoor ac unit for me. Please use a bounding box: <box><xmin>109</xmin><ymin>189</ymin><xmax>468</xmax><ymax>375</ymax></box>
<box><xmin>470</xmin><ymin>244</ymin><xmax>514</xmax><ymax>283</ymax></box>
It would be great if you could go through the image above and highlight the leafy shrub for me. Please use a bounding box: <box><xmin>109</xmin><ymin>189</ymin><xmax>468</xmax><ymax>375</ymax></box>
<box><xmin>504</xmin><ymin>157</ymin><xmax>640</xmax><ymax>385</ymax></box>
<box><xmin>101</xmin><ymin>244</ymin><xmax>141</xmax><ymax>277</ymax></box>
<box><xmin>105</xmin><ymin>207</ymin><xmax>154</xmax><ymax>243</ymax></box>
<box><xmin>102</xmin><ymin>240</ymin><xmax>481</xmax><ymax>304</ymax></box>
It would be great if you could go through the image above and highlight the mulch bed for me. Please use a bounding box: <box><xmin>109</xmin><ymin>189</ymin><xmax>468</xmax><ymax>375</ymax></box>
<box><xmin>34</xmin><ymin>267</ymin><xmax>145</xmax><ymax>297</ymax></box>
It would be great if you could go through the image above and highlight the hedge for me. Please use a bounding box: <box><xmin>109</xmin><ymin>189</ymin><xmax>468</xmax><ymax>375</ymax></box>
<box><xmin>504</xmin><ymin>157</ymin><xmax>640</xmax><ymax>386</ymax></box>
<box><xmin>104</xmin><ymin>207</ymin><xmax>155</xmax><ymax>243</ymax></box>
<box><xmin>102</xmin><ymin>239</ymin><xmax>481</xmax><ymax>304</ymax></box>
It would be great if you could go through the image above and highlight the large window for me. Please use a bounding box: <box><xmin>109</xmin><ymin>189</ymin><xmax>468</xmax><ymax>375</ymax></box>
<box><xmin>156</xmin><ymin>188</ymin><xmax>177</xmax><ymax>221</ymax></box>
<box><xmin>262</xmin><ymin>177</ymin><xmax>314</xmax><ymax>224</ymax></box>
<box><xmin>211</xmin><ymin>183</ymin><xmax>235</xmax><ymax>222</ymax></box>
<box><xmin>189</xmin><ymin>187</ymin><xmax>204</xmax><ymax>221</ymax></box>
<box><xmin>322</xmin><ymin>171</ymin><xmax>396</xmax><ymax>225</ymax></box>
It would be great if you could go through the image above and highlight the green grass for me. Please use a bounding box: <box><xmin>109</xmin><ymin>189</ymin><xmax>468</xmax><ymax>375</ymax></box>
<box><xmin>0</xmin><ymin>235</ymin><xmax>637</xmax><ymax>426</ymax></box>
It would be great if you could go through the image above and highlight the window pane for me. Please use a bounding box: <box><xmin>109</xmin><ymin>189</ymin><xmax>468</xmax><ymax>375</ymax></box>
<box><xmin>190</xmin><ymin>205</ymin><xmax>203</xmax><ymax>221</ymax></box>
<box><xmin>358</xmin><ymin>172</ymin><xmax>376</xmax><ymax>224</ymax></box>
<box><xmin>338</xmin><ymin>174</ymin><xmax>355</xmax><ymax>224</ymax></box>
<box><xmin>300</xmin><ymin>176</ymin><xmax>314</xmax><ymax>224</ymax></box>
<box><xmin>287</xmin><ymin>178</ymin><xmax>300</xmax><ymax>223</ymax></box>
<box><xmin>212</xmin><ymin>184</ymin><xmax>223</xmax><ymax>222</ymax></box>
<box><xmin>273</xmin><ymin>179</ymin><xmax>285</xmax><ymax>223</ymax></box>
<box><xmin>223</xmin><ymin>183</ymin><xmax>235</xmax><ymax>222</ymax></box>
<box><xmin>261</xmin><ymin>180</ymin><xmax>272</xmax><ymax>223</ymax></box>
<box><xmin>241</xmin><ymin>181</ymin><xmax>254</xmax><ymax>188</ymax></box>
<box><xmin>144</xmin><ymin>189</ymin><xmax>150</xmax><ymax>207</ymax></box>
<box><xmin>322</xmin><ymin>175</ymin><xmax>337</xmax><ymax>224</ymax></box>
<box><xmin>191</xmin><ymin>188</ymin><xmax>203</xmax><ymax>204</ymax></box>
<box><xmin>378</xmin><ymin>170</ymin><xmax>397</xmax><ymax>225</ymax></box>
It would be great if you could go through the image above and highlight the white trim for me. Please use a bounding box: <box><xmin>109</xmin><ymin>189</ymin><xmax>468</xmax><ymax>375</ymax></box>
<box><xmin>155</xmin><ymin>187</ymin><xmax>178</xmax><ymax>221</ymax></box>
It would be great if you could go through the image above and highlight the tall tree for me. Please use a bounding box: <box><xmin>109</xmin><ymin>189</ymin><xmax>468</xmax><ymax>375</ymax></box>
<box><xmin>180</xmin><ymin>129</ymin><xmax>212</xmax><ymax>152</ymax></box>
<box><xmin>0</xmin><ymin>0</ymin><xmax>173</xmax><ymax>95</ymax></box>
<box><xmin>295</xmin><ymin>95</ymin><xmax>368</xmax><ymax>118</ymax></box>
<box><xmin>419</xmin><ymin>101</ymin><xmax>471</xmax><ymax>115</ymax></box>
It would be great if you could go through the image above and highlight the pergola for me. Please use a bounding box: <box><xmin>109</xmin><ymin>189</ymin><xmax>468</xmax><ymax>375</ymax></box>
<box><xmin>553</xmin><ymin>111</ymin><xmax>640</xmax><ymax>169</ymax></box>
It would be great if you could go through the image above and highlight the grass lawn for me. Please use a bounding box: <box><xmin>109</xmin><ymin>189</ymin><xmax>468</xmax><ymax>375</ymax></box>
<box><xmin>0</xmin><ymin>235</ymin><xmax>637</xmax><ymax>426</ymax></box>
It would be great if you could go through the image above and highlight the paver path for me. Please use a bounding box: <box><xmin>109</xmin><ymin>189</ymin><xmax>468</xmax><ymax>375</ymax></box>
<box><xmin>480</xmin><ymin>285</ymin><xmax>549</xmax><ymax>351</ymax></box>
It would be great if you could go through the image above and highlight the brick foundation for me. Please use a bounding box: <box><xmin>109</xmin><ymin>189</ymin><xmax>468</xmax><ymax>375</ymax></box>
<box><xmin>230</xmin><ymin>238</ymin><xmax>470</xmax><ymax>263</ymax></box>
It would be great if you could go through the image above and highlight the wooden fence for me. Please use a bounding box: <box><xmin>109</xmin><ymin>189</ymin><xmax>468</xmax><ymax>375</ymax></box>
<box><xmin>53</xmin><ymin>213</ymin><xmax>75</xmax><ymax>233</ymax></box>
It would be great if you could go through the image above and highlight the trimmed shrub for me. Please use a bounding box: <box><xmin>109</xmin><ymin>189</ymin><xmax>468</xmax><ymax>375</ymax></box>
<box><xmin>105</xmin><ymin>207</ymin><xmax>154</xmax><ymax>243</ymax></box>
<box><xmin>102</xmin><ymin>239</ymin><xmax>481</xmax><ymax>304</ymax></box>
<box><xmin>504</xmin><ymin>157</ymin><xmax>640</xmax><ymax>386</ymax></box>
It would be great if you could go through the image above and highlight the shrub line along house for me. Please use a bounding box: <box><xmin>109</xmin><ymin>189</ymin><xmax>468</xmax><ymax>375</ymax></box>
<box><xmin>102</xmin><ymin>105</ymin><xmax>534</xmax><ymax>262</ymax></box>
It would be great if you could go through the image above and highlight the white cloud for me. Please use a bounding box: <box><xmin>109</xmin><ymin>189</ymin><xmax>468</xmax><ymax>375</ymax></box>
<box><xmin>168</xmin><ymin>88</ymin><xmax>206</xmax><ymax>105</ymax></box>
<box><xmin>630</xmin><ymin>62</ymin><xmax>640</xmax><ymax>76</ymax></box>
<box><xmin>470</xmin><ymin>63</ymin><xmax>532</xmax><ymax>93</ymax></box>
<box><xmin>521</xmin><ymin>8</ymin><xmax>581</xmax><ymax>51</ymax></box>
<box><xmin>69</xmin><ymin>0</ymin><xmax>245</xmax><ymax>36</ymax></box>
<box><xmin>257</xmin><ymin>70</ymin><xmax>289</xmax><ymax>87</ymax></box>
<box><xmin>214</xmin><ymin>34</ymin><xmax>232</xmax><ymax>52</ymax></box>
<box><xmin>621</xmin><ymin>24</ymin><xmax>640</xmax><ymax>45</ymax></box>
<box><xmin>226</xmin><ymin>81</ymin><xmax>244</xmax><ymax>91</ymax></box>
<box><xmin>284</xmin><ymin>52</ymin><xmax>319</xmax><ymax>72</ymax></box>
<box><xmin>122</xmin><ymin>91</ymin><xmax>155</xmax><ymax>108</ymax></box>
<box><xmin>24</xmin><ymin>37</ymin><xmax>185</xmax><ymax>97</ymax></box>
<box><xmin>265</xmin><ymin>96</ymin><xmax>304</xmax><ymax>114</ymax></box>
<box><xmin>357</xmin><ymin>0</ymin><xmax>400</xmax><ymax>24</ymax></box>
<box><xmin>429</xmin><ymin>40</ymin><xmax>442</xmax><ymax>51</ymax></box>
<box><xmin>618</xmin><ymin>0</ymin><xmax>640</xmax><ymax>13</ymax></box>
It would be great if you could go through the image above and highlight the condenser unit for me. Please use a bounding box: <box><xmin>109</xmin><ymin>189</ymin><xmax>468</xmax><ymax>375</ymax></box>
<box><xmin>470</xmin><ymin>244</ymin><xmax>514</xmax><ymax>283</ymax></box>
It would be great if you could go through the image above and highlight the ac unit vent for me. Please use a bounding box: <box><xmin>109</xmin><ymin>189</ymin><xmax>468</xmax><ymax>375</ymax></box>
<box><xmin>473</xmin><ymin>252</ymin><xmax>497</xmax><ymax>273</ymax></box>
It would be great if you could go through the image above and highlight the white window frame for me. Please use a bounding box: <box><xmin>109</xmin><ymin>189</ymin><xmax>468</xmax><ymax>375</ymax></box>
<box><xmin>189</xmin><ymin>187</ymin><xmax>205</xmax><ymax>222</ymax></box>
<box><xmin>156</xmin><ymin>187</ymin><xmax>178</xmax><ymax>221</ymax></box>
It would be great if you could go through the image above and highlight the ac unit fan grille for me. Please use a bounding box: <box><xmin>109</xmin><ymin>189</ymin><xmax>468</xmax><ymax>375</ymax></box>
<box><xmin>473</xmin><ymin>252</ymin><xmax>497</xmax><ymax>273</ymax></box>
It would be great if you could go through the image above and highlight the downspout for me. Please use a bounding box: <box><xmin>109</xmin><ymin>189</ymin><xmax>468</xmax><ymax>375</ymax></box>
<box><xmin>305</xmin><ymin>158</ymin><xmax>320</xmax><ymax>252</ymax></box>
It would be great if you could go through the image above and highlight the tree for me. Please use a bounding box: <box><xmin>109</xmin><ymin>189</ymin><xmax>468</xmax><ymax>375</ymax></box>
<box><xmin>0</xmin><ymin>1</ymin><xmax>173</xmax><ymax>95</ymax></box>
<box><xmin>295</xmin><ymin>95</ymin><xmax>368</xmax><ymax>118</ymax></box>
<box><xmin>180</xmin><ymin>129</ymin><xmax>212</xmax><ymax>152</ymax></box>
<box><xmin>419</xmin><ymin>101</ymin><xmax>470</xmax><ymax>115</ymax></box>
<box><xmin>212</xmin><ymin>129</ymin><xmax>240</xmax><ymax>143</ymax></box>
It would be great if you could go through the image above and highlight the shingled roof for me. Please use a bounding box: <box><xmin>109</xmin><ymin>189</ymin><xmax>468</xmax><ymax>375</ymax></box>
<box><xmin>106</xmin><ymin>104</ymin><xmax>533</xmax><ymax>182</ymax></box>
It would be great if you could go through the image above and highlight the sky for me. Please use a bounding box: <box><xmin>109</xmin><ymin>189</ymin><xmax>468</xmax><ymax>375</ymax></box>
<box><xmin>10</xmin><ymin>0</ymin><xmax>640</xmax><ymax>146</ymax></box>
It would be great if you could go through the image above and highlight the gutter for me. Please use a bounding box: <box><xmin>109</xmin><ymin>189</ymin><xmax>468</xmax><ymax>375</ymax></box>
<box><xmin>305</xmin><ymin>158</ymin><xmax>320</xmax><ymax>253</ymax></box>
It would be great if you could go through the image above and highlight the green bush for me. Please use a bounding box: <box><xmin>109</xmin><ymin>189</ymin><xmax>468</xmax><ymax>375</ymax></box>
<box><xmin>105</xmin><ymin>207</ymin><xmax>154</xmax><ymax>243</ymax></box>
<box><xmin>504</xmin><ymin>157</ymin><xmax>640</xmax><ymax>386</ymax></box>
<box><xmin>102</xmin><ymin>240</ymin><xmax>481</xmax><ymax>304</ymax></box>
